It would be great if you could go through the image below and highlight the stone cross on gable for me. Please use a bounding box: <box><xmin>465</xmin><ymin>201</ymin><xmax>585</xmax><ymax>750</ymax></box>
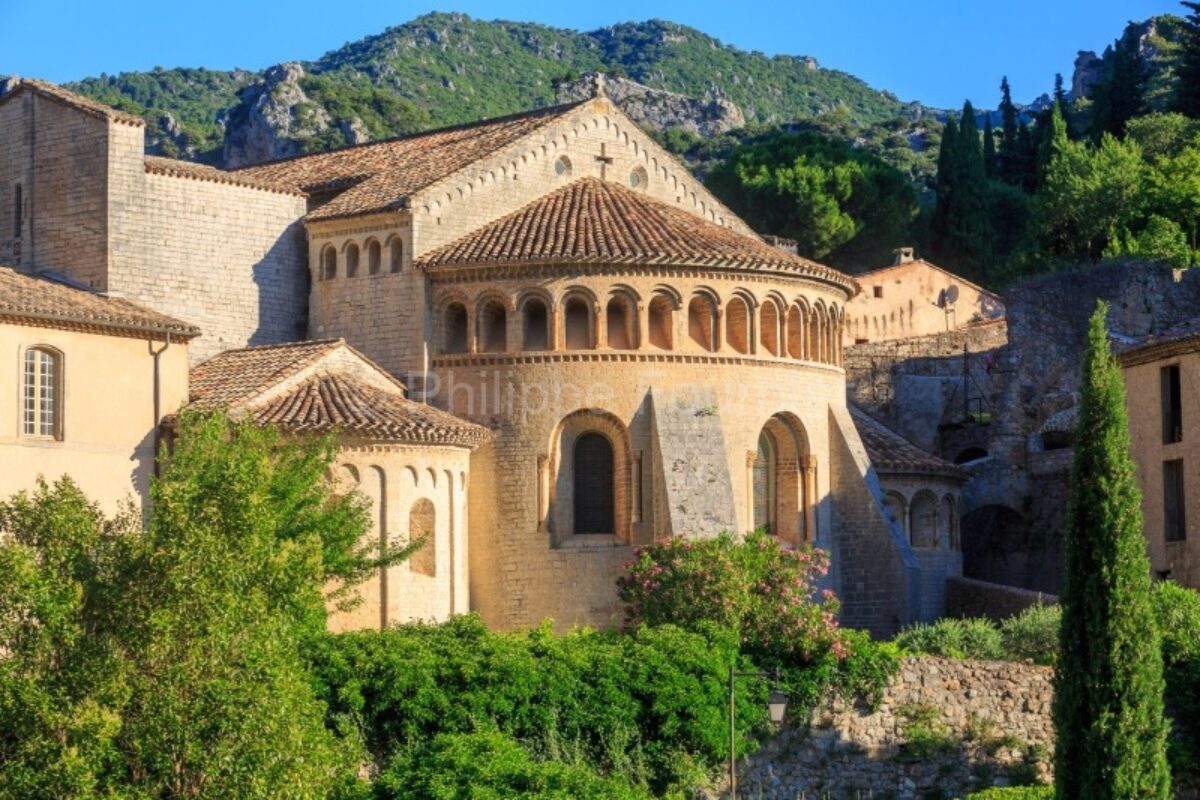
<box><xmin>594</xmin><ymin>143</ymin><xmax>614</xmax><ymax>179</ymax></box>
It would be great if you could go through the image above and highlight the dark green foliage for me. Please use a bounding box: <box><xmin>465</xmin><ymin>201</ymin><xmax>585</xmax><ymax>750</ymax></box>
<box><xmin>1053</xmin><ymin>303</ymin><xmax>1170</xmax><ymax>799</ymax></box>
<box><xmin>998</xmin><ymin>605</ymin><xmax>1061</xmax><ymax>666</ymax></box>
<box><xmin>984</xmin><ymin>117</ymin><xmax>998</xmax><ymax>179</ymax></box>
<box><xmin>968</xmin><ymin>789</ymin><xmax>1055</xmax><ymax>800</ymax></box>
<box><xmin>998</xmin><ymin>77</ymin><xmax>1022</xmax><ymax>184</ymax></box>
<box><xmin>309</xmin><ymin>616</ymin><xmax>755</xmax><ymax>795</ymax></box>
<box><xmin>1152</xmin><ymin>581</ymin><xmax>1200</xmax><ymax>779</ymax></box>
<box><xmin>932</xmin><ymin>102</ymin><xmax>995</xmax><ymax>282</ymax></box>
<box><xmin>705</xmin><ymin>129</ymin><xmax>919</xmax><ymax>271</ymax></box>
<box><xmin>1177</xmin><ymin>3</ymin><xmax>1200</xmax><ymax>116</ymax></box>
<box><xmin>376</xmin><ymin>732</ymin><xmax>652</xmax><ymax>800</ymax></box>
<box><xmin>1091</xmin><ymin>29</ymin><xmax>1149</xmax><ymax>140</ymax></box>
<box><xmin>298</xmin><ymin>75</ymin><xmax>430</xmax><ymax>152</ymax></box>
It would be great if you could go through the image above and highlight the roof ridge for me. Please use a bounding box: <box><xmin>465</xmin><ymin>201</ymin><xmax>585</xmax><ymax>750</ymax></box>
<box><xmin>232</xmin><ymin>98</ymin><xmax>588</xmax><ymax>174</ymax></box>
<box><xmin>1</xmin><ymin>78</ymin><xmax>145</xmax><ymax>126</ymax></box>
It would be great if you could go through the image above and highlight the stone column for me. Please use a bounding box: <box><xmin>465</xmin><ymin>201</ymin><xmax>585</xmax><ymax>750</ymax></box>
<box><xmin>802</xmin><ymin>455</ymin><xmax>818</xmax><ymax>544</ymax></box>
<box><xmin>594</xmin><ymin>302</ymin><xmax>606</xmax><ymax>349</ymax></box>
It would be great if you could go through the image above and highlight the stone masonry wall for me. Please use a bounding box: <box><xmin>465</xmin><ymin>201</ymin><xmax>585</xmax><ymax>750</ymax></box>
<box><xmin>946</xmin><ymin>576</ymin><xmax>1057</xmax><ymax>623</ymax></box>
<box><xmin>731</xmin><ymin>656</ymin><xmax>1054</xmax><ymax>800</ymax></box>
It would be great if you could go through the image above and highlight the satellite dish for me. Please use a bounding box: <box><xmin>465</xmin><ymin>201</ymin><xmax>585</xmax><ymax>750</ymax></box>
<box><xmin>945</xmin><ymin>284</ymin><xmax>960</xmax><ymax>304</ymax></box>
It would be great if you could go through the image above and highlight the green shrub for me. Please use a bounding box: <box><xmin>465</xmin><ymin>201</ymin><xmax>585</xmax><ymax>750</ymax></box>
<box><xmin>618</xmin><ymin>531</ymin><xmax>845</xmax><ymax>665</ymax></box>
<box><xmin>310</xmin><ymin>616</ymin><xmax>760</xmax><ymax>795</ymax></box>
<box><xmin>894</xmin><ymin>617</ymin><xmax>1004</xmax><ymax>660</ymax></box>
<box><xmin>1152</xmin><ymin>581</ymin><xmax>1200</xmax><ymax>778</ymax></box>
<box><xmin>375</xmin><ymin>732</ymin><xmax>651</xmax><ymax>800</ymax></box>
<box><xmin>967</xmin><ymin>788</ymin><xmax>1054</xmax><ymax>799</ymax></box>
<box><xmin>894</xmin><ymin>703</ymin><xmax>958</xmax><ymax>762</ymax></box>
<box><xmin>999</xmin><ymin>604</ymin><xmax>1061</xmax><ymax>665</ymax></box>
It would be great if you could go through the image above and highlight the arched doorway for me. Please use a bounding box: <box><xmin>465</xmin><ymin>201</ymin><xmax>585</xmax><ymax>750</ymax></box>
<box><xmin>574</xmin><ymin>433</ymin><xmax>615</xmax><ymax>534</ymax></box>
<box><xmin>750</xmin><ymin>413</ymin><xmax>814</xmax><ymax>545</ymax></box>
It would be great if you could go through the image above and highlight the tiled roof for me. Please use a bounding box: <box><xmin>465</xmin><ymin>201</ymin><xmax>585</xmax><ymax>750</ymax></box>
<box><xmin>188</xmin><ymin>339</ymin><xmax>488</xmax><ymax>447</ymax></box>
<box><xmin>235</xmin><ymin>102</ymin><xmax>584</xmax><ymax>221</ymax></box>
<box><xmin>252</xmin><ymin>373</ymin><xmax>490</xmax><ymax>447</ymax></box>
<box><xmin>0</xmin><ymin>266</ymin><xmax>199</xmax><ymax>339</ymax></box>
<box><xmin>1040</xmin><ymin>405</ymin><xmax>1079</xmax><ymax>435</ymax></box>
<box><xmin>0</xmin><ymin>79</ymin><xmax>145</xmax><ymax>126</ymax></box>
<box><xmin>144</xmin><ymin>156</ymin><xmax>304</xmax><ymax>196</ymax></box>
<box><xmin>1118</xmin><ymin>316</ymin><xmax>1200</xmax><ymax>367</ymax></box>
<box><xmin>417</xmin><ymin>177</ymin><xmax>856</xmax><ymax>288</ymax></box>
<box><xmin>189</xmin><ymin>340</ymin><xmax>347</xmax><ymax>409</ymax></box>
<box><xmin>850</xmin><ymin>405</ymin><xmax>965</xmax><ymax>480</ymax></box>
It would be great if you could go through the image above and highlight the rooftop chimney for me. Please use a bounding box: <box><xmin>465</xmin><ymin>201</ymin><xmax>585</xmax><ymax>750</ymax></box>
<box><xmin>893</xmin><ymin>247</ymin><xmax>915</xmax><ymax>265</ymax></box>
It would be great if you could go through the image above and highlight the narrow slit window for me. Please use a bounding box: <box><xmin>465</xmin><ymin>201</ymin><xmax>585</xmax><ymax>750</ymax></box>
<box><xmin>1164</xmin><ymin>459</ymin><xmax>1186</xmax><ymax>542</ymax></box>
<box><xmin>1163</xmin><ymin>364</ymin><xmax>1183</xmax><ymax>444</ymax></box>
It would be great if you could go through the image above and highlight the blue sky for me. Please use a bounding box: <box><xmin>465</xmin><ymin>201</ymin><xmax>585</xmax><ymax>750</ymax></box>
<box><xmin>0</xmin><ymin>0</ymin><xmax>1178</xmax><ymax>108</ymax></box>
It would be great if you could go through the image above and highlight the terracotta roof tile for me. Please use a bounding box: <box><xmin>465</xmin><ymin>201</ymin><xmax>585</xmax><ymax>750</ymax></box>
<box><xmin>189</xmin><ymin>339</ymin><xmax>346</xmax><ymax>409</ymax></box>
<box><xmin>0</xmin><ymin>79</ymin><xmax>145</xmax><ymax>126</ymax></box>
<box><xmin>188</xmin><ymin>339</ymin><xmax>488</xmax><ymax>447</ymax></box>
<box><xmin>0</xmin><ymin>266</ymin><xmax>199</xmax><ymax>339</ymax></box>
<box><xmin>850</xmin><ymin>405</ymin><xmax>965</xmax><ymax>479</ymax></box>
<box><xmin>234</xmin><ymin>102</ymin><xmax>583</xmax><ymax>221</ymax></box>
<box><xmin>252</xmin><ymin>373</ymin><xmax>490</xmax><ymax>447</ymax></box>
<box><xmin>144</xmin><ymin>156</ymin><xmax>304</xmax><ymax>196</ymax></box>
<box><xmin>1119</xmin><ymin>316</ymin><xmax>1200</xmax><ymax>366</ymax></box>
<box><xmin>417</xmin><ymin>177</ymin><xmax>855</xmax><ymax>288</ymax></box>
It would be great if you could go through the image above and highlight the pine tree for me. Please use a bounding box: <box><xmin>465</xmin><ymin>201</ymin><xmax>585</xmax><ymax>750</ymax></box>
<box><xmin>983</xmin><ymin>116</ymin><xmax>997</xmax><ymax>179</ymax></box>
<box><xmin>1177</xmin><ymin>2</ymin><xmax>1200</xmax><ymax>117</ymax></box>
<box><xmin>998</xmin><ymin>77</ymin><xmax>1022</xmax><ymax>183</ymax></box>
<box><xmin>1036</xmin><ymin>102</ymin><xmax>1068</xmax><ymax>186</ymax></box>
<box><xmin>1053</xmin><ymin>302</ymin><xmax>1171</xmax><ymax>800</ymax></box>
<box><xmin>1053</xmin><ymin>72</ymin><xmax>1069</xmax><ymax>109</ymax></box>
<box><xmin>932</xmin><ymin>103</ymin><xmax>994</xmax><ymax>280</ymax></box>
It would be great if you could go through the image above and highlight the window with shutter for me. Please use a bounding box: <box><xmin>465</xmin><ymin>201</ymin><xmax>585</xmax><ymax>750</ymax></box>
<box><xmin>574</xmin><ymin>433</ymin><xmax>614</xmax><ymax>534</ymax></box>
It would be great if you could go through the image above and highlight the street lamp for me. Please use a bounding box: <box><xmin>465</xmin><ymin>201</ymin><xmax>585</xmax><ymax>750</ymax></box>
<box><xmin>728</xmin><ymin>666</ymin><xmax>788</xmax><ymax>798</ymax></box>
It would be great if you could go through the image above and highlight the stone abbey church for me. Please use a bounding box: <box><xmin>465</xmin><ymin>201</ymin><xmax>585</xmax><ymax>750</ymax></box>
<box><xmin>0</xmin><ymin>78</ymin><xmax>964</xmax><ymax>637</ymax></box>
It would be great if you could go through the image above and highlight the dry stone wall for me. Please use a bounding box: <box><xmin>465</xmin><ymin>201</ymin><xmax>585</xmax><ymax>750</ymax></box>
<box><xmin>729</xmin><ymin>656</ymin><xmax>1055</xmax><ymax>800</ymax></box>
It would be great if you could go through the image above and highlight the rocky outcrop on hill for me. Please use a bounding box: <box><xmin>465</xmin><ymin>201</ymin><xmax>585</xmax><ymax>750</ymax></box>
<box><xmin>223</xmin><ymin>63</ymin><xmax>335</xmax><ymax>168</ymax></box>
<box><xmin>554</xmin><ymin>72</ymin><xmax>744</xmax><ymax>137</ymax></box>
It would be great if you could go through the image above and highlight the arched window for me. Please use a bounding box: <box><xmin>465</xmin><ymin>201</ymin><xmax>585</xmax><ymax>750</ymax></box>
<box><xmin>390</xmin><ymin>239</ymin><xmax>404</xmax><ymax>273</ymax></box>
<box><xmin>443</xmin><ymin>303</ymin><xmax>468</xmax><ymax>354</ymax></box>
<box><xmin>409</xmin><ymin>498</ymin><xmax>436</xmax><ymax>577</ymax></box>
<box><xmin>22</xmin><ymin>347</ymin><xmax>61</xmax><ymax>439</ymax></box>
<box><xmin>564</xmin><ymin>297</ymin><xmax>591</xmax><ymax>350</ymax></box>
<box><xmin>523</xmin><ymin>298</ymin><xmax>549</xmax><ymax>351</ymax></box>
<box><xmin>367</xmin><ymin>240</ymin><xmax>382</xmax><ymax>275</ymax></box>
<box><xmin>574</xmin><ymin>433</ymin><xmax>614</xmax><ymax>534</ymax></box>
<box><xmin>688</xmin><ymin>295</ymin><xmax>717</xmax><ymax>352</ymax></box>
<box><xmin>479</xmin><ymin>301</ymin><xmax>507</xmax><ymax>353</ymax></box>
<box><xmin>345</xmin><ymin>243</ymin><xmax>360</xmax><ymax>278</ymax></box>
<box><xmin>752</xmin><ymin>432</ymin><xmax>776</xmax><ymax>534</ymax></box>
<box><xmin>606</xmin><ymin>296</ymin><xmax>635</xmax><ymax>350</ymax></box>
<box><xmin>910</xmin><ymin>492</ymin><xmax>939</xmax><ymax>548</ymax></box>
<box><xmin>761</xmin><ymin>300</ymin><xmax>781</xmax><ymax>356</ymax></box>
<box><xmin>726</xmin><ymin>296</ymin><xmax>750</xmax><ymax>354</ymax></box>
<box><xmin>787</xmin><ymin>305</ymin><xmax>804</xmax><ymax>359</ymax></box>
<box><xmin>320</xmin><ymin>245</ymin><xmax>337</xmax><ymax>280</ymax></box>
<box><xmin>648</xmin><ymin>294</ymin><xmax>674</xmax><ymax>350</ymax></box>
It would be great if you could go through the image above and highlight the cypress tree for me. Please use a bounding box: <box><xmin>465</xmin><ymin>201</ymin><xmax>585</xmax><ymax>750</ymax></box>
<box><xmin>1053</xmin><ymin>302</ymin><xmax>1171</xmax><ymax>800</ymax></box>
<box><xmin>933</xmin><ymin>103</ymin><xmax>993</xmax><ymax>281</ymax></box>
<box><xmin>1036</xmin><ymin>102</ymin><xmax>1068</xmax><ymax>187</ymax></box>
<box><xmin>1092</xmin><ymin>29</ymin><xmax>1148</xmax><ymax>139</ymax></box>
<box><xmin>1177</xmin><ymin>2</ymin><xmax>1200</xmax><ymax>117</ymax></box>
<box><xmin>933</xmin><ymin>113</ymin><xmax>959</xmax><ymax>244</ymax></box>
<box><xmin>983</xmin><ymin>116</ymin><xmax>997</xmax><ymax>179</ymax></box>
<box><xmin>998</xmin><ymin>77</ymin><xmax>1021</xmax><ymax>183</ymax></box>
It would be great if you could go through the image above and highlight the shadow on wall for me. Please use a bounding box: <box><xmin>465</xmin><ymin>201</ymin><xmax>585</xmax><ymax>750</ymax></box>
<box><xmin>250</xmin><ymin>223</ymin><xmax>309</xmax><ymax>346</ymax></box>
<box><xmin>961</xmin><ymin>504</ymin><xmax>1062</xmax><ymax>595</ymax></box>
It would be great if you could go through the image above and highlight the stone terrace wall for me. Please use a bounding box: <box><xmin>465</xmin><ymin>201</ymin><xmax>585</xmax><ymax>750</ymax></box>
<box><xmin>947</xmin><ymin>576</ymin><xmax>1057</xmax><ymax>623</ymax></box>
<box><xmin>729</xmin><ymin>656</ymin><xmax>1054</xmax><ymax>799</ymax></box>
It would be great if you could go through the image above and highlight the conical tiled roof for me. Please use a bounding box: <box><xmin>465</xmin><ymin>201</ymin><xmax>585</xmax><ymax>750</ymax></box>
<box><xmin>416</xmin><ymin>177</ymin><xmax>856</xmax><ymax>289</ymax></box>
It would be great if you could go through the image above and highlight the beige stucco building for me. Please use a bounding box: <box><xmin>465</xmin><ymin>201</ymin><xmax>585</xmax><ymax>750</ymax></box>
<box><xmin>1121</xmin><ymin>318</ymin><xmax>1200</xmax><ymax>589</ymax></box>
<box><xmin>846</xmin><ymin>249</ymin><xmax>1005</xmax><ymax>346</ymax></box>
<box><xmin>0</xmin><ymin>266</ymin><xmax>196</xmax><ymax>511</ymax></box>
<box><xmin>0</xmin><ymin>78</ymin><xmax>967</xmax><ymax>636</ymax></box>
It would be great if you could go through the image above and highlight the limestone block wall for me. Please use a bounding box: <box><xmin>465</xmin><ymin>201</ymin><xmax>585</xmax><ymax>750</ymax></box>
<box><xmin>732</xmin><ymin>656</ymin><xmax>1055</xmax><ymax>799</ymax></box>
<box><xmin>428</xmin><ymin>265</ymin><xmax>865</xmax><ymax>631</ymax></box>
<box><xmin>108</xmin><ymin>167</ymin><xmax>309</xmax><ymax>362</ymax></box>
<box><xmin>946</xmin><ymin>576</ymin><xmax>1057</xmax><ymax>622</ymax></box>
<box><xmin>0</xmin><ymin>320</ymin><xmax>190</xmax><ymax>513</ymax></box>
<box><xmin>0</xmin><ymin>91</ymin><xmax>113</xmax><ymax>285</ymax></box>
<box><xmin>829</xmin><ymin>405</ymin><xmax>919</xmax><ymax>637</ymax></box>
<box><xmin>410</xmin><ymin>97</ymin><xmax>752</xmax><ymax>261</ymax></box>
<box><xmin>306</xmin><ymin>215</ymin><xmax>427</xmax><ymax>379</ymax></box>
<box><xmin>326</xmin><ymin>443</ymin><xmax>472</xmax><ymax>632</ymax></box>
